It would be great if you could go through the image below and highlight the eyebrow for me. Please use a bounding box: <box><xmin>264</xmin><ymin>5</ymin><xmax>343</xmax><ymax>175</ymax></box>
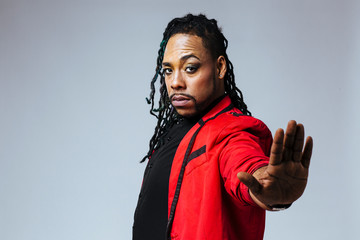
<box><xmin>162</xmin><ymin>54</ymin><xmax>200</xmax><ymax>67</ymax></box>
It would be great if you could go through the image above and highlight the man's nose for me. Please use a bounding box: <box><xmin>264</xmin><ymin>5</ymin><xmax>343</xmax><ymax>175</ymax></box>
<box><xmin>170</xmin><ymin>71</ymin><xmax>186</xmax><ymax>90</ymax></box>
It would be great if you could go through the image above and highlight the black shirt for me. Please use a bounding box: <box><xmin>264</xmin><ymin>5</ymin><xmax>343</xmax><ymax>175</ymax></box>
<box><xmin>133</xmin><ymin>96</ymin><xmax>226</xmax><ymax>240</ymax></box>
<box><xmin>133</xmin><ymin>117</ymin><xmax>197</xmax><ymax>240</ymax></box>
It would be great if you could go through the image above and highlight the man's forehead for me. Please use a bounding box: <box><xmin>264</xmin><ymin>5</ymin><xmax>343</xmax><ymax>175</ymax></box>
<box><xmin>163</xmin><ymin>34</ymin><xmax>209</xmax><ymax>62</ymax></box>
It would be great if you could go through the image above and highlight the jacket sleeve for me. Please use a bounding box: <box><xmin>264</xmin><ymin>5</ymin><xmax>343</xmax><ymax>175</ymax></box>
<box><xmin>217</xmin><ymin>118</ymin><xmax>272</xmax><ymax>206</ymax></box>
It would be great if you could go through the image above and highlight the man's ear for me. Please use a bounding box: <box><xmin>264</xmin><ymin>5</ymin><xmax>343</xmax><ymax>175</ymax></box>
<box><xmin>216</xmin><ymin>55</ymin><xmax>227</xmax><ymax>79</ymax></box>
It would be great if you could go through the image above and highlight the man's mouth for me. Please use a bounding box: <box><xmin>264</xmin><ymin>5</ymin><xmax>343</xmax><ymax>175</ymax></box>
<box><xmin>171</xmin><ymin>94</ymin><xmax>192</xmax><ymax>107</ymax></box>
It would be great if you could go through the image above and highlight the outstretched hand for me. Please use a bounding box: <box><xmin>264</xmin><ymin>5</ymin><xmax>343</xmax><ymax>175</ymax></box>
<box><xmin>237</xmin><ymin>120</ymin><xmax>313</xmax><ymax>209</ymax></box>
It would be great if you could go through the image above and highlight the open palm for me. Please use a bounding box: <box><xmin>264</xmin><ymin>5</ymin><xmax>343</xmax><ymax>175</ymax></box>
<box><xmin>237</xmin><ymin>120</ymin><xmax>313</xmax><ymax>208</ymax></box>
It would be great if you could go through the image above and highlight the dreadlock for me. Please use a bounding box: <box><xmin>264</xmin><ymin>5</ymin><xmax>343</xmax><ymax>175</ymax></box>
<box><xmin>141</xmin><ymin>13</ymin><xmax>251</xmax><ymax>162</ymax></box>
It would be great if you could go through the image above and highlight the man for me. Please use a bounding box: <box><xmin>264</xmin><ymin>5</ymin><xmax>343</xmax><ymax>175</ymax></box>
<box><xmin>133</xmin><ymin>14</ymin><xmax>313</xmax><ymax>240</ymax></box>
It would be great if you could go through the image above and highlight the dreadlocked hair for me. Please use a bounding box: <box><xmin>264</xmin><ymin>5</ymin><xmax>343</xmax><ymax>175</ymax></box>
<box><xmin>141</xmin><ymin>13</ymin><xmax>251</xmax><ymax>162</ymax></box>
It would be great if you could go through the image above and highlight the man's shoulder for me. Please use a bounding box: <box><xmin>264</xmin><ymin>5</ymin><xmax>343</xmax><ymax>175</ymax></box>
<box><xmin>207</xmin><ymin>108</ymin><xmax>272</xmax><ymax>139</ymax></box>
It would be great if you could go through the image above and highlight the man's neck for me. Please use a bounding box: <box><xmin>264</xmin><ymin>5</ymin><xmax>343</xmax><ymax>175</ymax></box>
<box><xmin>183</xmin><ymin>94</ymin><xmax>227</xmax><ymax>122</ymax></box>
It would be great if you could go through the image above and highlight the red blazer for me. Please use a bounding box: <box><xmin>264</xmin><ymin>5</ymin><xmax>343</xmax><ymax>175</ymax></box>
<box><xmin>167</xmin><ymin>96</ymin><xmax>272</xmax><ymax>240</ymax></box>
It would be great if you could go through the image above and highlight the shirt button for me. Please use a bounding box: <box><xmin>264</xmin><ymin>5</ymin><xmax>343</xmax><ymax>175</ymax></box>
<box><xmin>167</xmin><ymin>136</ymin><xmax>172</xmax><ymax>141</ymax></box>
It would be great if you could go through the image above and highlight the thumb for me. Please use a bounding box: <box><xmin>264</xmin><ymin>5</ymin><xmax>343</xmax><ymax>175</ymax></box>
<box><xmin>237</xmin><ymin>172</ymin><xmax>262</xmax><ymax>195</ymax></box>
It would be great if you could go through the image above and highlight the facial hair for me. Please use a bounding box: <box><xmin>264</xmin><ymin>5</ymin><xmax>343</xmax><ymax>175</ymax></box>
<box><xmin>170</xmin><ymin>72</ymin><xmax>218</xmax><ymax>118</ymax></box>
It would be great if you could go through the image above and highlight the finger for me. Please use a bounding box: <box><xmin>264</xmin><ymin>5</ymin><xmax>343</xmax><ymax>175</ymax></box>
<box><xmin>269</xmin><ymin>128</ymin><xmax>284</xmax><ymax>165</ymax></box>
<box><xmin>301</xmin><ymin>136</ymin><xmax>313</xmax><ymax>169</ymax></box>
<box><xmin>237</xmin><ymin>172</ymin><xmax>262</xmax><ymax>195</ymax></box>
<box><xmin>292</xmin><ymin>124</ymin><xmax>305</xmax><ymax>162</ymax></box>
<box><xmin>283</xmin><ymin>120</ymin><xmax>297</xmax><ymax>162</ymax></box>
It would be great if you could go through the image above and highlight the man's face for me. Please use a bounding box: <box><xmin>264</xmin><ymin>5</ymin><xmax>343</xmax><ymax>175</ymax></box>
<box><xmin>162</xmin><ymin>34</ymin><xmax>226</xmax><ymax>118</ymax></box>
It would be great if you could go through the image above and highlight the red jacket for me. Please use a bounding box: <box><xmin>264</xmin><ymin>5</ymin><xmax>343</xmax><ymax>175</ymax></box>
<box><xmin>167</xmin><ymin>96</ymin><xmax>272</xmax><ymax>240</ymax></box>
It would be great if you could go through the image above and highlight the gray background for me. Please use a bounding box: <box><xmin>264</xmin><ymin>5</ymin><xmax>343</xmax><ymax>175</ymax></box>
<box><xmin>1</xmin><ymin>0</ymin><xmax>359</xmax><ymax>239</ymax></box>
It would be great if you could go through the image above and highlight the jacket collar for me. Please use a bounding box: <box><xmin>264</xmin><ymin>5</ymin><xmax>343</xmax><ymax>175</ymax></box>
<box><xmin>199</xmin><ymin>95</ymin><xmax>233</xmax><ymax>123</ymax></box>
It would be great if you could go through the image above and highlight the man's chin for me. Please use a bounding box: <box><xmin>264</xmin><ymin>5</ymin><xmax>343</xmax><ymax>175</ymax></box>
<box><xmin>174</xmin><ymin>108</ymin><xmax>197</xmax><ymax>118</ymax></box>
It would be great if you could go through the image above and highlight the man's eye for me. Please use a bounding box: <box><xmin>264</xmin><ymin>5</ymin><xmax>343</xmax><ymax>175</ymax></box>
<box><xmin>163</xmin><ymin>68</ymin><xmax>172</xmax><ymax>75</ymax></box>
<box><xmin>185</xmin><ymin>66</ymin><xmax>198</xmax><ymax>73</ymax></box>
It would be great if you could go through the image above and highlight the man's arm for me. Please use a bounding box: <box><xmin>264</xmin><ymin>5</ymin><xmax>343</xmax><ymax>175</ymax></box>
<box><xmin>237</xmin><ymin>120</ymin><xmax>313</xmax><ymax>210</ymax></box>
